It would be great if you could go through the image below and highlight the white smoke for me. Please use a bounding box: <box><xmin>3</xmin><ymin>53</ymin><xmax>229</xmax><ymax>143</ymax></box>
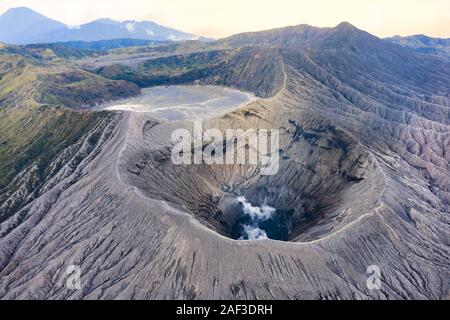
<box><xmin>237</xmin><ymin>196</ymin><xmax>275</xmax><ymax>221</ymax></box>
<box><xmin>240</xmin><ymin>225</ymin><xmax>268</xmax><ymax>240</ymax></box>
<box><xmin>237</xmin><ymin>196</ymin><xmax>276</xmax><ymax>240</ymax></box>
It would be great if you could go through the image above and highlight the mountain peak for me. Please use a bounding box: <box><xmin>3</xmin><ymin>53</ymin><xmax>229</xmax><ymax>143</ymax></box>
<box><xmin>1</xmin><ymin>7</ymin><xmax>62</xmax><ymax>25</ymax></box>
<box><xmin>335</xmin><ymin>21</ymin><xmax>356</xmax><ymax>29</ymax></box>
<box><xmin>221</xmin><ymin>21</ymin><xmax>375</xmax><ymax>50</ymax></box>
<box><xmin>333</xmin><ymin>22</ymin><xmax>363</xmax><ymax>35</ymax></box>
<box><xmin>5</xmin><ymin>6</ymin><xmax>35</xmax><ymax>13</ymax></box>
<box><xmin>0</xmin><ymin>7</ymin><xmax>65</xmax><ymax>44</ymax></box>
<box><xmin>2</xmin><ymin>6</ymin><xmax>45</xmax><ymax>18</ymax></box>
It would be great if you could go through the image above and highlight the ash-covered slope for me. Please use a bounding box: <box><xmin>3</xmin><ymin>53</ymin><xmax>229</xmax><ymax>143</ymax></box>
<box><xmin>0</xmin><ymin>23</ymin><xmax>449</xmax><ymax>299</ymax></box>
<box><xmin>0</xmin><ymin>44</ymin><xmax>140</xmax><ymax>224</ymax></box>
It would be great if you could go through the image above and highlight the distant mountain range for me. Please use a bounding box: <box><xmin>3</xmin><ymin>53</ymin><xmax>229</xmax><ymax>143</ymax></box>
<box><xmin>0</xmin><ymin>7</ymin><xmax>200</xmax><ymax>44</ymax></box>
<box><xmin>386</xmin><ymin>34</ymin><xmax>450</xmax><ymax>60</ymax></box>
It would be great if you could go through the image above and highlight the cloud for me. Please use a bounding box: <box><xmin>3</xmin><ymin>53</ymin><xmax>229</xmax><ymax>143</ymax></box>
<box><xmin>125</xmin><ymin>22</ymin><xmax>135</xmax><ymax>32</ymax></box>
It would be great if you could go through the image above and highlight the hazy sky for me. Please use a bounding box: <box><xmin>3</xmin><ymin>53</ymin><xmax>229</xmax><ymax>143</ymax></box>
<box><xmin>0</xmin><ymin>0</ymin><xmax>449</xmax><ymax>38</ymax></box>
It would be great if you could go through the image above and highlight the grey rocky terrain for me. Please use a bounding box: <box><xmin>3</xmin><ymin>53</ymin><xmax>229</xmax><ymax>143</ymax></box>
<box><xmin>0</xmin><ymin>22</ymin><xmax>449</xmax><ymax>299</ymax></box>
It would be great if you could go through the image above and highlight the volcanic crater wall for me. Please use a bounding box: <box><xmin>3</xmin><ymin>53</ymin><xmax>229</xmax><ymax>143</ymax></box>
<box><xmin>117</xmin><ymin>96</ymin><xmax>383</xmax><ymax>242</ymax></box>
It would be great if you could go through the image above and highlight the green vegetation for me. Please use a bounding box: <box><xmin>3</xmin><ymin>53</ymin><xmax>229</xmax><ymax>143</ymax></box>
<box><xmin>36</xmin><ymin>69</ymin><xmax>140</xmax><ymax>108</ymax></box>
<box><xmin>0</xmin><ymin>106</ymin><xmax>102</xmax><ymax>200</ymax></box>
<box><xmin>0</xmin><ymin>43</ymin><xmax>104</xmax><ymax>61</ymax></box>
<box><xmin>95</xmin><ymin>49</ymin><xmax>235</xmax><ymax>87</ymax></box>
<box><xmin>0</xmin><ymin>43</ymin><xmax>137</xmax><ymax>221</ymax></box>
<box><xmin>0</xmin><ymin>55</ymin><xmax>38</xmax><ymax>100</ymax></box>
<box><xmin>95</xmin><ymin>46</ymin><xmax>284</xmax><ymax>97</ymax></box>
